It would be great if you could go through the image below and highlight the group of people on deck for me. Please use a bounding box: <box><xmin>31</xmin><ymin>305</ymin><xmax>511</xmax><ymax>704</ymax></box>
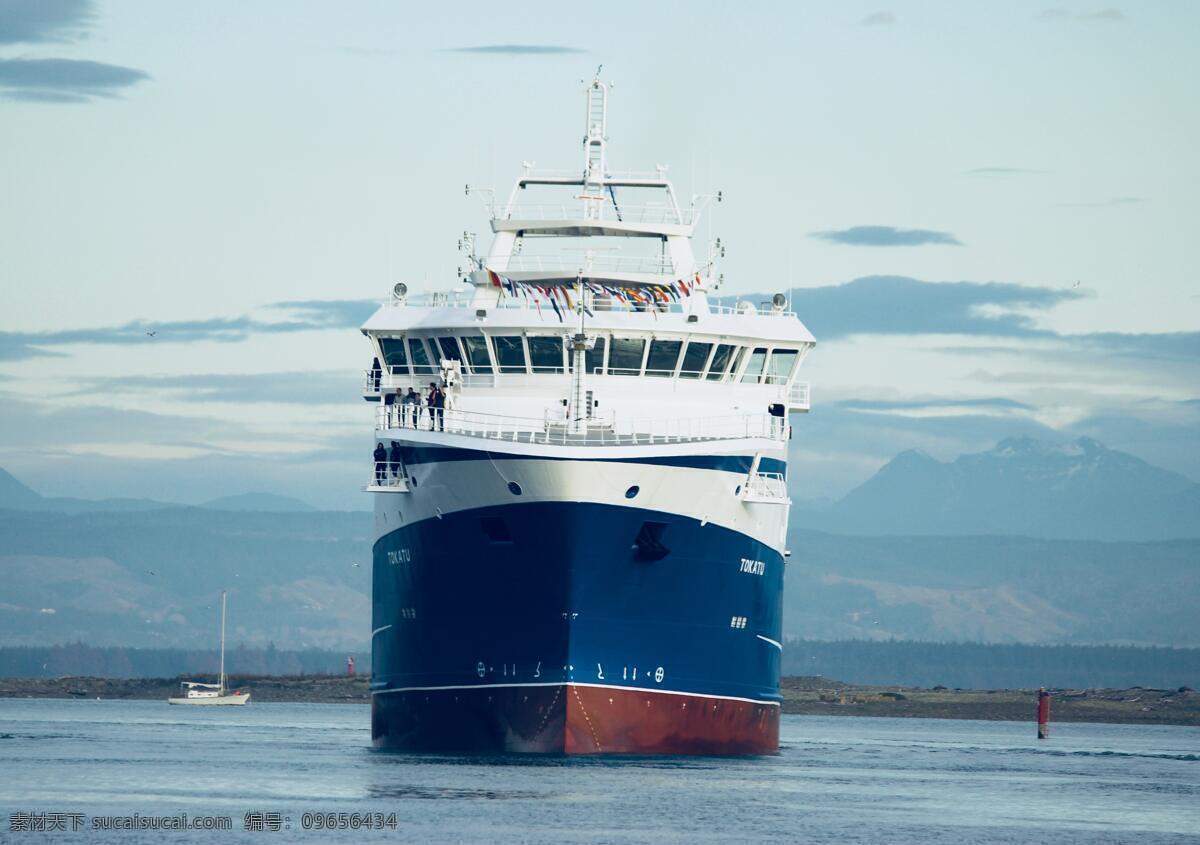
<box><xmin>372</xmin><ymin>358</ymin><xmax>447</xmax><ymax>430</ymax></box>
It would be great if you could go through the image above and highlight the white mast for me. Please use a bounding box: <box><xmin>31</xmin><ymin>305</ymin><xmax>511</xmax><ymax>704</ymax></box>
<box><xmin>219</xmin><ymin>590</ymin><xmax>227</xmax><ymax>694</ymax></box>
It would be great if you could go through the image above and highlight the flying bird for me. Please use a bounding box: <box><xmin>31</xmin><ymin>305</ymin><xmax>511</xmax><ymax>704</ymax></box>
<box><xmin>146</xmin><ymin>569</ymin><xmax>156</xmax><ymax>576</ymax></box>
<box><xmin>145</xmin><ymin>330</ymin><xmax>157</xmax><ymax>337</ymax></box>
<box><xmin>1071</xmin><ymin>280</ymin><xmax>1081</xmax><ymax>289</ymax></box>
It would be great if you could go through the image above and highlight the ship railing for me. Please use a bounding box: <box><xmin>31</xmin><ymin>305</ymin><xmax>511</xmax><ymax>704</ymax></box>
<box><xmin>380</xmin><ymin>291</ymin><xmax>797</xmax><ymax>318</ymax></box>
<box><xmin>788</xmin><ymin>380</ymin><xmax>811</xmax><ymax>410</ymax></box>
<box><xmin>742</xmin><ymin>471</ymin><xmax>790</xmax><ymax>502</ymax></box>
<box><xmin>374</xmin><ymin>405</ymin><xmax>787</xmax><ymax>445</ymax></box>
<box><xmin>514</xmin><ymin>167</ymin><xmax>670</xmax><ymax>183</ymax></box>
<box><xmin>501</xmin><ymin>254</ymin><xmax>676</xmax><ymax>275</ymax></box>
<box><xmin>498</xmin><ymin>204</ymin><xmax>694</xmax><ymax>226</ymax></box>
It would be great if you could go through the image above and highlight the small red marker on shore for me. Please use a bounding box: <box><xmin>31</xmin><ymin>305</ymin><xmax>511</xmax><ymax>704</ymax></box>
<box><xmin>1037</xmin><ymin>687</ymin><xmax>1051</xmax><ymax>739</ymax></box>
<box><xmin>347</xmin><ymin>655</ymin><xmax>356</xmax><ymax>677</ymax></box>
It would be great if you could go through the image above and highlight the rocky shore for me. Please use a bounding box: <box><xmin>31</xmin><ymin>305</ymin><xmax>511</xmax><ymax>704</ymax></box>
<box><xmin>780</xmin><ymin>676</ymin><xmax>1200</xmax><ymax>725</ymax></box>
<box><xmin>1</xmin><ymin>675</ymin><xmax>1197</xmax><ymax>726</ymax></box>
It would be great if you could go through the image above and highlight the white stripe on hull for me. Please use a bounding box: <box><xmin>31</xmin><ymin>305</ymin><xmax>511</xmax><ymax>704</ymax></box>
<box><xmin>374</xmin><ymin>453</ymin><xmax>789</xmax><ymax>550</ymax></box>
<box><xmin>371</xmin><ymin>681</ymin><xmax>779</xmax><ymax>707</ymax></box>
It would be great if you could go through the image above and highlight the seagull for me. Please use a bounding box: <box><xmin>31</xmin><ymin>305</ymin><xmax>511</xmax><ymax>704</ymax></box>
<box><xmin>146</xmin><ymin>569</ymin><xmax>156</xmax><ymax>576</ymax></box>
<box><xmin>145</xmin><ymin>330</ymin><xmax>157</xmax><ymax>337</ymax></box>
<box><xmin>1071</xmin><ymin>280</ymin><xmax>1081</xmax><ymax>289</ymax></box>
<box><xmin>352</xmin><ymin>563</ymin><xmax>361</xmax><ymax>568</ymax></box>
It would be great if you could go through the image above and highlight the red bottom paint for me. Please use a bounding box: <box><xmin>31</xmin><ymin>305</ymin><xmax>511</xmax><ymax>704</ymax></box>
<box><xmin>372</xmin><ymin>684</ymin><xmax>779</xmax><ymax>756</ymax></box>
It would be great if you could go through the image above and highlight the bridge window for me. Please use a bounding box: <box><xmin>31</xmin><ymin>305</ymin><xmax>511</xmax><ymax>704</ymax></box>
<box><xmin>436</xmin><ymin>337</ymin><xmax>463</xmax><ymax>365</ymax></box>
<box><xmin>645</xmin><ymin>340</ymin><xmax>682</xmax><ymax>377</ymax></box>
<box><xmin>462</xmin><ymin>335</ymin><xmax>493</xmax><ymax>375</ymax></box>
<box><xmin>705</xmin><ymin>344</ymin><xmax>735</xmax><ymax>381</ymax></box>
<box><xmin>585</xmin><ymin>336</ymin><xmax>606</xmax><ymax>375</ymax></box>
<box><xmin>608</xmin><ymin>337</ymin><xmax>646</xmax><ymax>376</ymax></box>
<box><xmin>528</xmin><ymin>336</ymin><xmax>565</xmax><ymax>373</ymax></box>
<box><xmin>408</xmin><ymin>339</ymin><xmax>435</xmax><ymax>375</ymax></box>
<box><xmin>379</xmin><ymin>338</ymin><xmax>408</xmax><ymax>374</ymax></box>
<box><xmin>726</xmin><ymin>346</ymin><xmax>748</xmax><ymax>381</ymax></box>
<box><xmin>492</xmin><ymin>336</ymin><xmax>527</xmax><ymax>374</ymax></box>
<box><xmin>740</xmin><ymin>347</ymin><xmax>769</xmax><ymax>383</ymax></box>
<box><xmin>678</xmin><ymin>342</ymin><xmax>712</xmax><ymax>379</ymax></box>
<box><xmin>765</xmin><ymin>349</ymin><xmax>798</xmax><ymax>384</ymax></box>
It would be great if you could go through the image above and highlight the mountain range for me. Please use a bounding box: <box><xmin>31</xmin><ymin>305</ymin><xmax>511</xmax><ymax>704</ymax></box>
<box><xmin>1</xmin><ymin>435</ymin><xmax>1197</xmax><ymax>649</ymax></box>
<box><xmin>0</xmin><ymin>468</ymin><xmax>317</xmax><ymax>515</ymax></box>
<box><xmin>793</xmin><ymin>436</ymin><xmax>1200</xmax><ymax>541</ymax></box>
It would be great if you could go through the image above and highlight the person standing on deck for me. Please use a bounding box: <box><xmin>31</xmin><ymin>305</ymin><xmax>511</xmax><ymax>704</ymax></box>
<box><xmin>402</xmin><ymin>387</ymin><xmax>418</xmax><ymax>428</ymax></box>
<box><xmin>388</xmin><ymin>441</ymin><xmax>403</xmax><ymax>480</ymax></box>
<box><xmin>373</xmin><ymin>442</ymin><xmax>387</xmax><ymax>484</ymax></box>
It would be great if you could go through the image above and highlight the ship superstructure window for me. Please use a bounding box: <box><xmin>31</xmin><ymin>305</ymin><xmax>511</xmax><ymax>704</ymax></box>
<box><xmin>678</xmin><ymin>341</ymin><xmax>712</xmax><ymax>379</ymax></box>
<box><xmin>492</xmin><ymin>336</ymin><xmax>527</xmax><ymax>373</ymax></box>
<box><xmin>528</xmin><ymin>336</ymin><xmax>565</xmax><ymax>373</ymax></box>
<box><xmin>765</xmin><ymin>349</ymin><xmax>798</xmax><ymax>384</ymax></box>
<box><xmin>436</xmin><ymin>337</ymin><xmax>463</xmax><ymax>365</ymax></box>
<box><xmin>461</xmin><ymin>335</ymin><xmax>493</xmax><ymax>375</ymax></box>
<box><xmin>408</xmin><ymin>339</ymin><xmax>435</xmax><ymax>375</ymax></box>
<box><xmin>705</xmin><ymin>344</ymin><xmax>735</xmax><ymax>381</ymax></box>
<box><xmin>608</xmin><ymin>337</ymin><xmax>646</xmax><ymax>376</ymax></box>
<box><xmin>585</xmin><ymin>336</ymin><xmax>606</xmax><ymax>375</ymax></box>
<box><xmin>726</xmin><ymin>346</ymin><xmax>748</xmax><ymax>381</ymax></box>
<box><xmin>379</xmin><ymin>338</ymin><xmax>408</xmax><ymax>374</ymax></box>
<box><xmin>645</xmin><ymin>340</ymin><xmax>683</xmax><ymax>377</ymax></box>
<box><xmin>740</xmin><ymin>348</ymin><xmax>769</xmax><ymax>383</ymax></box>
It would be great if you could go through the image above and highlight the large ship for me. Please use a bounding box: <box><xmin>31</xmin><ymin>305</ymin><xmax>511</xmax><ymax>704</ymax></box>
<box><xmin>362</xmin><ymin>77</ymin><xmax>815</xmax><ymax>755</ymax></box>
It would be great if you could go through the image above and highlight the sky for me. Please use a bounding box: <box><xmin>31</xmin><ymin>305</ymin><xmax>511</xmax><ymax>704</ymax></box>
<box><xmin>1</xmin><ymin>0</ymin><xmax>1198</xmax><ymax>509</ymax></box>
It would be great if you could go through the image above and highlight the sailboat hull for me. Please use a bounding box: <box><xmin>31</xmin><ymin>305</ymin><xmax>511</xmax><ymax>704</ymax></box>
<box><xmin>167</xmin><ymin>693</ymin><xmax>251</xmax><ymax>706</ymax></box>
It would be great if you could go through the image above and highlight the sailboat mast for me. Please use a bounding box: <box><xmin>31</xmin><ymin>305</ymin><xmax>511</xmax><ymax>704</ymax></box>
<box><xmin>219</xmin><ymin>590</ymin><xmax>227</xmax><ymax>693</ymax></box>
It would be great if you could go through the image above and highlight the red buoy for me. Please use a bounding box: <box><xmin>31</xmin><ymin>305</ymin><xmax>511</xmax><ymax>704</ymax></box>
<box><xmin>1037</xmin><ymin>687</ymin><xmax>1051</xmax><ymax>739</ymax></box>
<box><xmin>347</xmin><ymin>655</ymin><xmax>356</xmax><ymax>676</ymax></box>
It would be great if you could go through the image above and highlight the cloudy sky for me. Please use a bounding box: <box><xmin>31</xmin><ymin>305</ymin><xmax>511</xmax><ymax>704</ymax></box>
<box><xmin>1</xmin><ymin>0</ymin><xmax>1197</xmax><ymax>508</ymax></box>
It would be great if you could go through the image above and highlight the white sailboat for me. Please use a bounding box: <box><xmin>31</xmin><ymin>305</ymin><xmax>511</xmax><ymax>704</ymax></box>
<box><xmin>168</xmin><ymin>591</ymin><xmax>251</xmax><ymax>706</ymax></box>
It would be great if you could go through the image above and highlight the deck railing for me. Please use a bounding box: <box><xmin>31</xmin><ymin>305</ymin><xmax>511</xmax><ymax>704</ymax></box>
<box><xmin>499</xmin><ymin>204</ymin><xmax>694</xmax><ymax>226</ymax></box>
<box><xmin>381</xmin><ymin>291</ymin><xmax>797</xmax><ymax>318</ymax></box>
<box><xmin>743</xmin><ymin>471</ymin><xmax>789</xmax><ymax>502</ymax></box>
<box><xmin>374</xmin><ymin>405</ymin><xmax>788</xmax><ymax>446</ymax></box>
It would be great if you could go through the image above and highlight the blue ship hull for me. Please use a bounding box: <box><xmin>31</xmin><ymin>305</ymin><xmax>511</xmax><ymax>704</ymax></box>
<box><xmin>371</xmin><ymin>500</ymin><xmax>783</xmax><ymax>754</ymax></box>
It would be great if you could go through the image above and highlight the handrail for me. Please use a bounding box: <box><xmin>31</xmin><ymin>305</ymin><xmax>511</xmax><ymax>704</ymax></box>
<box><xmin>381</xmin><ymin>292</ymin><xmax>797</xmax><ymax>318</ymax></box>
<box><xmin>364</xmin><ymin>369</ymin><xmax>808</xmax><ymax>404</ymax></box>
<box><xmin>500</xmin><ymin>204</ymin><xmax>694</xmax><ymax>226</ymax></box>
<box><xmin>501</xmin><ymin>255</ymin><xmax>676</xmax><ymax>275</ymax></box>
<box><xmin>374</xmin><ymin>405</ymin><xmax>787</xmax><ymax>446</ymax></box>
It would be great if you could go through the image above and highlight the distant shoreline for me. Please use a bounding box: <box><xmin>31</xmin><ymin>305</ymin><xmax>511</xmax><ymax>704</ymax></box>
<box><xmin>1</xmin><ymin>675</ymin><xmax>1196</xmax><ymax>726</ymax></box>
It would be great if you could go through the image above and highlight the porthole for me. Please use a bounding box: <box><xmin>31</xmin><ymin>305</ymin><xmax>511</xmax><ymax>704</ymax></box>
<box><xmin>734</xmin><ymin>485</ymin><xmax>741</xmax><ymax>496</ymax></box>
<box><xmin>625</xmin><ymin>485</ymin><xmax>640</xmax><ymax>499</ymax></box>
<box><xmin>410</xmin><ymin>476</ymin><xmax>418</xmax><ymax>488</ymax></box>
<box><xmin>507</xmin><ymin>481</ymin><xmax>523</xmax><ymax>496</ymax></box>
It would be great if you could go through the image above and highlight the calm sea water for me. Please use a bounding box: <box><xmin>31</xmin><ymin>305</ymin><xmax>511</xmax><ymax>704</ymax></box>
<box><xmin>0</xmin><ymin>699</ymin><xmax>1197</xmax><ymax>843</ymax></box>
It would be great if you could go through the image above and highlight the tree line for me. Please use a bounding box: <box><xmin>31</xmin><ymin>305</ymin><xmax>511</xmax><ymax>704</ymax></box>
<box><xmin>782</xmin><ymin>638</ymin><xmax>1200</xmax><ymax>689</ymax></box>
<box><xmin>0</xmin><ymin>642</ymin><xmax>364</xmax><ymax>679</ymax></box>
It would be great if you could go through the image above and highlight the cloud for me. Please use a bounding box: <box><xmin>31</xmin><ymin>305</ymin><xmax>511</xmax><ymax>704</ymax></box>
<box><xmin>1039</xmin><ymin>8</ymin><xmax>1126</xmax><ymax>22</ymax></box>
<box><xmin>0</xmin><ymin>299</ymin><xmax>377</xmax><ymax>360</ymax></box>
<box><xmin>810</xmin><ymin>226</ymin><xmax>962</xmax><ymax>247</ymax></box>
<box><xmin>0</xmin><ymin>0</ymin><xmax>93</xmax><ymax>44</ymax></box>
<box><xmin>785</xmin><ymin>276</ymin><xmax>1076</xmax><ymax>340</ymax></box>
<box><xmin>965</xmin><ymin>167</ymin><xmax>1044</xmax><ymax>176</ymax></box>
<box><xmin>858</xmin><ymin>11</ymin><xmax>895</xmax><ymax>26</ymax></box>
<box><xmin>0</xmin><ymin>57</ymin><xmax>149</xmax><ymax>103</ymax></box>
<box><xmin>73</xmin><ymin>371</ymin><xmax>359</xmax><ymax>406</ymax></box>
<box><xmin>836</xmin><ymin>397</ymin><xmax>1035</xmax><ymax>413</ymax></box>
<box><xmin>778</xmin><ymin>276</ymin><xmax>1199</xmax><ymax>362</ymax></box>
<box><xmin>443</xmin><ymin>45</ymin><xmax>586</xmax><ymax>55</ymax></box>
